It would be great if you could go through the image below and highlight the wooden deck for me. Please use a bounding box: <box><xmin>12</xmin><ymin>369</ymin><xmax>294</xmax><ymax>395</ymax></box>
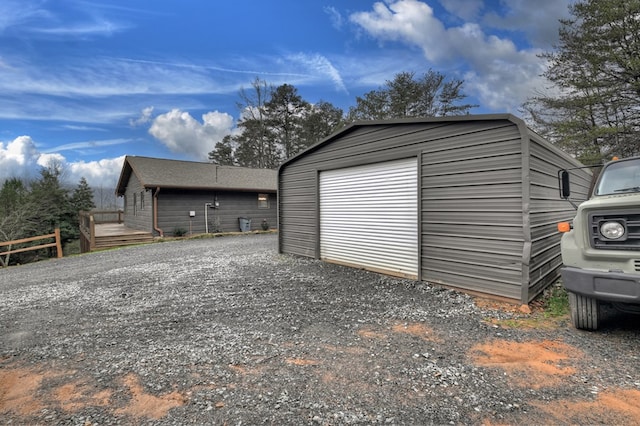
<box><xmin>93</xmin><ymin>224</ymin><xmax>154</xmax><ymax>249</ymax></box>
<box><xmin>80</xmin><ymin>211</ymin><xmax>154</xmax><ymax>252</ymax></box>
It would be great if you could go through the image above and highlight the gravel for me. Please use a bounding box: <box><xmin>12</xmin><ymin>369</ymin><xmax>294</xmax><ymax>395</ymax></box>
<box><xmin>1</xmin><ymin>233</ymin><xmax>639</xmax><ymax>425</ymax></box>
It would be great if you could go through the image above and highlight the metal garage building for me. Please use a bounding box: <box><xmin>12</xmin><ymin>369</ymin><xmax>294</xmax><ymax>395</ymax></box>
<box><xmin>278</xmin><ymin>114</ymin><xmax>591</xmax><ymax>303</ymax></box>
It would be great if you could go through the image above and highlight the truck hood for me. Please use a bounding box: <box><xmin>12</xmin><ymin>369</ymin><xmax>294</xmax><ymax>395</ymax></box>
<box><xmin>578</xmin><ymin>192</ymin><xmax>640</xmax><ymax>210</ymax></box>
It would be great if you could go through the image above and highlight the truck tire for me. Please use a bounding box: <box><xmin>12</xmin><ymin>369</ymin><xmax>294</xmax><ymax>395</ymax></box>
<box><xmin>568</xmin><ymin>292</ymin><xmax>600</xmax><ymax>330</ymax></box>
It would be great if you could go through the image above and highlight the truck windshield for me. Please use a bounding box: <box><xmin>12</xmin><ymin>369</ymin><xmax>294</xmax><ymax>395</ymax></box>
<box><xmin>595</xmin><ymin>158</ymin><xmax>640</xmax><ymax>195</ymax></box>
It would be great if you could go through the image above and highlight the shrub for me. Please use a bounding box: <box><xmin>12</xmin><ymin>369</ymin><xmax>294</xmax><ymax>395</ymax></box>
<box><xmin>173</xmin><ymin>227</ymin><xmax>187</xmax><ymax>237</ymax></box>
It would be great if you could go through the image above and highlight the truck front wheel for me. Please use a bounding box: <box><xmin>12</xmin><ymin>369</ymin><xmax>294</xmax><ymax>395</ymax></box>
<box><xmin>568</xmin><ymin>292</ymin><xmax>600</xmax><ymax>330</ymax></box>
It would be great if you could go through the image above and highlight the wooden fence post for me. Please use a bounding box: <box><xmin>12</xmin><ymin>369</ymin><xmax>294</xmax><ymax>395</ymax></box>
<box><xmin>55</xmin><ymin>228</ymin><xmax>63</xmax><ymax>258</ymax></box>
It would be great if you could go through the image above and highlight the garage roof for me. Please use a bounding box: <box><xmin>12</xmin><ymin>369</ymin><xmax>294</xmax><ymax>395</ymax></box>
<box><xmin>279</xmin><ymin>113</ymin><xmax>532</xmax><ymax>170</ymax></box>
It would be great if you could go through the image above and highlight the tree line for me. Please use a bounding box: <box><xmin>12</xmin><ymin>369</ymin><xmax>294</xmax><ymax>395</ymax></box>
<box><xmin>0</xmin><ymin>165</ymin><xmax>95</xmax><ymax>266</ymax></box>
<box><xmin>208</xmin><ymin>69</ymin><xmax>476</xmax><ymax>168</ymax></box>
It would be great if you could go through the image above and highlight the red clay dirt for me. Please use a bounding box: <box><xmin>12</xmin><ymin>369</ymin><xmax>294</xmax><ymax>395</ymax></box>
<box><xmin>0</xmin><ymin>365</ymin><xmax>185</xmax><ymax>421</ymax></box>
<box><xmin>1</xmin><ymin>320</ymin><xmax>639</xmax><ymax>424</ymax></box>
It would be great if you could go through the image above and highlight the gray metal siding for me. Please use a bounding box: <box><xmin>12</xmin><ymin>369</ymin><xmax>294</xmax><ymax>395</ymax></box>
<box><xmin>278</xmin><ymin>123</ymin><xmax>449</xmax><ymax>257</ymax></box>
<box><xmin>278</xmin><ymin>168</ymin><xmax>318</xmax><ymax>257</ymax></box>
<box><xmin>526</xmin><ymin>135</ymin><xmax>592</xmax><ymax>301</ymax></box>
<box><xmin>279</xmin><ymin>116</ymin><xmax>589</xmax><ymax>302</ymax></box>
<box><xmin>158</xmin><ymin>190</ymin><xmax>277</xmax><ymax>236</ymax></box>
<box><xmin>421</xmin><ymin>124</ymin><xmax>524</xmax><ymax>300</ymax></box>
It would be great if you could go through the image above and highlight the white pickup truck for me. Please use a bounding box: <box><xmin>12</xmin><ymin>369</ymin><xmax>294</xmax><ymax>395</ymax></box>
<box><xmin>558</xmin><ymin>156</ymin><xmax>640</xmax><ymax>330</ymax></box>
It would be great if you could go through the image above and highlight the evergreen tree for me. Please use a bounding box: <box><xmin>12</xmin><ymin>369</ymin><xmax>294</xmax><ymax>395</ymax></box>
<box><xmin>0</xmin><ymin>178</ymin><xmax>39</xmax><ymax>267</ymax></box>
<box><xmin>347</xmin><ymin>70</ymin><xmax>477</xmax><ymax>121</ymax></box>
<box><xmin>264</xmin><ymin>84</ymin><xmax>309</xmax><ymax>160</ymax></box>
<box><xmin>69</xmin><ymin>177</ymin><xmax>96</xmax><ymax>241</ymax></box>
<box><xmin>70</xmin><ymin>177</ymin><xmax>96</xmax><ymax>213</ymax></box>
<box><xmin>524</xmin><ymin>0</ymin><xmax>640</xmax><ymax>163</ymax></box>
<box><xmin>234</xmin><ymin>77</ymin><xmax>276</xmax><ymax>168</ymax></box>
<box><xmin>299</xmin><ymin>101</ymin><xmax>345</xmax><ymax>149</ymax></box>
<box><xmin>208</xmin><ymin>135</ymin><xmax>236</xmax><ymax>166</ymax></box>
<box><xmin>29</xmin><ymin>165</ymin><xmax>76</xmax><ymax>243</ymax></box>
<box><xmin>208</xmin><ymin>79</ymin><xmax>344</xmax><ymax>167</ymax></box>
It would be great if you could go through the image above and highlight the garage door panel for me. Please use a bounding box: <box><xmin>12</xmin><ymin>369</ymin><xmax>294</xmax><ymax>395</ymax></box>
<box><xmin>320</xmin><ymin>158</ymin><xmax>418</xmax><ymax>278</ymax></box>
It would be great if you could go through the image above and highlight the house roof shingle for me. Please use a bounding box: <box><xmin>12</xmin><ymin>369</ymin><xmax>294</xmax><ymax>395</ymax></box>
<box><xmin>115</xmin><ymin>156</ymin><xmax>277</xmax><ymax>196</ymax></box>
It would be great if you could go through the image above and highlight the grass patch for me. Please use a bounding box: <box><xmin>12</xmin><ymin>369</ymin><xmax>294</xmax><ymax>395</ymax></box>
<box><xmin>63</xmin><ymin>239</ymin><xmax>81</xmax><ymax>256</ymax></box>
<box><xmin>482</xmin><ymin>282</ymin><xmax>570</xmax><ymax>330</ymax></box>
<box><xmin>542</xmin><ymin>283</ymin><xmax>570</xmax><ymax>318</ymax></box>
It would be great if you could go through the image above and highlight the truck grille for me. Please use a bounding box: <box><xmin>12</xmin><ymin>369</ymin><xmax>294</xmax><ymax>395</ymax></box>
<box><xmin>589</xmin><ymin>210</ymin><xmax>640</xmax><ymax>250</ymax></box>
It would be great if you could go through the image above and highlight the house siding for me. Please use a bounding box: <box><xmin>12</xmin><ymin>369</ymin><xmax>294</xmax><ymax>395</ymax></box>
<box><xmin>279</xmin><ymin>115</ymin><xmax>591</xmax><ymax>303</ymax></box>
<box><xmin>123</xmin><ymin>174</ymin><xmax>153</xmax><ymax>232</ymax></box>
<box><xmin>157</xmin><ymin>189</ymin><xmax>277</xmax><ymax>236</ymax></box>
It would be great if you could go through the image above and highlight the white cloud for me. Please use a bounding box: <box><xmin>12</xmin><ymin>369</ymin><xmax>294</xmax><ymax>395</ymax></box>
<box><xmin>439</xmin><ymin>0</ymin><xmax>484</xmax><ymax>21</ymax></box>
<box><xmin>482</xmin><ymin>0</ymin><xmax>571</xmax><ymax>47</ymax></box>
<box><xmin>0</xmin><ymin>136</ymin><xmax>40</xmax><ymax>180</ymax></box>
<box><xmin>286</xmin><ymin>53</ymin><xmax>348</xmax><ymax>93</ymax></box>
<box><xmin>0</xmin><ymin>1</ymin><xmax>51</xmax><ymax>32</ymax></box>
<box><xmin>37</xmin><ymin>153</ymin><xmax>66</xmax><ymax>169</ymax></box>
<box><xmin>130</xmin><ymin>106</ymin><xmax>155</xmax><ymax>127</ymax></box>
<box><xmin>324</xmin><ymin>6</ymin><xmax>344</xmax><ymax>30</ymax></box>
<box><xmin>43</xmin><ymin>138</ymin><xmax>132</xmax><ymax>154</ymax></box>
<box><xmin>350</xmin><ymin>0</ymin><xmax>446</xmax><ymax>61</ymax></box>
<box><xmin>67</xmin><ymin>156</ymin><xmax>126</xmax><ymax>190</ymax></box>
<box><xmin>349</xmin><ymin>0</ymin><xmax>555</xmax><ymax>112</ymax></box>
<box><xmin>0</xmin><ymin>136</ymin><xmax>125</xmax><ymax>189</ymax></box>
<box><xmin>0</xmin><ymin>0</ymin><xmax>129</xmax><ymax>38</ymax></box>
<box><xmin>148</xmin><ymin>109</ymin><xmax>234</xmax><ymax>160</ymax></box>
<box><xmin>29</xmin><ymin>19</ymin><xmax>129</xmax><ymax>37</ymax></box>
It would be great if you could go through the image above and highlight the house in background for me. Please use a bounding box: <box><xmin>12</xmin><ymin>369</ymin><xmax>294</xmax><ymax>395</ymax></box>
<box><xmin>115</xmin><ymin>156</ymin><xmax>277</xmax><ymax>237</ymax></box>
<box><xmin>278</xmin><ymin>114</ymin><xmax>592</xmax><ymax>304</ymax></box>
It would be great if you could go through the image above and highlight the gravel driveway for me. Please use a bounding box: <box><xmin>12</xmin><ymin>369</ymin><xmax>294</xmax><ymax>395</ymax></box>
<box><xmin>1</xmin><ymin>233</ymin><xmax>640</xmax><ymax>425</ymax></box>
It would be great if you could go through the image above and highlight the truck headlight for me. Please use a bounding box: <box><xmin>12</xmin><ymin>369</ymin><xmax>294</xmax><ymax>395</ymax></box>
<box><xmin>600</xmin><ymin>221</ymin><xmax>625</xmax><ymax>239</ymax></box>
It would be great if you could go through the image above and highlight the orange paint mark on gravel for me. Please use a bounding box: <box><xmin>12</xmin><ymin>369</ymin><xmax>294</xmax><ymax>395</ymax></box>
<box><xmin>0</xmin><ymin>367</ymin><xmax>45</xmax><ymax>416</ymax></box>
<box><xmin>54</xmin><ymin>380</ymin><xmax>112</xmax><ymax>412</ymax></box>
<box><xmin>357</xmin><ymin>327</ymin><xmax>387</xmax><ymax>340</ymax></box>
<box><xmin>285</xmin><ymin>357</ymin><xmax>320</xmax><ymax>366</ymax></box>
<box><xmin>229</xmin><ymin>363</ymin><xmax>268</xmax><ymax>376</ymax></box>
<box><xmin>470</xmin><ymin>339</ymin><xmax>577</xmax><ymax>388</ymax></box>
<box><xmin>391</xmin><ymin>321</ymin><xmax>441</xmax><ymax>342</ymax></box>
<box><xmin>115</xmin><ymin>373</ymin><xmax>185</xmax><ymax>420</ymax></box>
<box><xmin>0</xmin><ymin>362</ymin><xmax>185</xmax><ymax>421</ymax></box>
<box><xmin>531</xmin><ymin>389</ymin><xmax>640</xmax><ymax>424</ymax></box>
<box><xmin>321</xmin><ymin>344</ymin><xmax>367</xmax><ymax>355</ymax></box>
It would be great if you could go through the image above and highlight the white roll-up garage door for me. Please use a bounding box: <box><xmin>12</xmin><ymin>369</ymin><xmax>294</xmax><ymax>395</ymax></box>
<box><xmin>320</xmin><ymin>157</ymin><xmax>418</xmax><ymax>278</ymax></box>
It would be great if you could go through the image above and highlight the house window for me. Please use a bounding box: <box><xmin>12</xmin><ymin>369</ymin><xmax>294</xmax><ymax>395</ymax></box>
<box><xmin>258</xmin><ymin>193</ymin><xmax>269</xmax><ymax>209</ymax></box>
<box><xmin>133</xmin><ymin>193</ymin><xmax>137</xmax><ymax>216</ymax></box>
<box><xmin>140</xmin><ymin>191</ymin><xmax>145</xmax><ymax>210</ymax></box>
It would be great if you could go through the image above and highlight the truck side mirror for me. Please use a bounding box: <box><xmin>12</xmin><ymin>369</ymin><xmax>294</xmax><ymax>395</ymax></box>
<box><xmin>559</xmin><ymin>170</ymin><xmax>571</xmax><ymax>199</ymax></box>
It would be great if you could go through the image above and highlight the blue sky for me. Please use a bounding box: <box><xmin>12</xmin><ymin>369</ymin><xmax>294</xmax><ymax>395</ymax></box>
<box><xmin>0</xmin><ymin>0</ymin><xmax>571</xmax><ymax>190</ymax></box>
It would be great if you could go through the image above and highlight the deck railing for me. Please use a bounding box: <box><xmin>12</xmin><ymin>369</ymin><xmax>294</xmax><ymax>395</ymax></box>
<box><xmin>79</xmin><ymin>210</ymin><xmax>123</xmax><ymax>253</ymax></box>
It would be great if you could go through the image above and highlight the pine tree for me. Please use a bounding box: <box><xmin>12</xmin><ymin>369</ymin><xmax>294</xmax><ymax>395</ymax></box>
<box><xmin>524</xmin><ymin>0</ymin><xmax>640</xmax><ymax>163</ymax></box>
<box><xmin>71</xmin><ymin>177</ymin><xmax>96</xmax><ymax>213</ymax></box>
<box><xmin>347</xmin><ymin>70</ymin><xmax>477</xmax><ymax>121</ymax></box>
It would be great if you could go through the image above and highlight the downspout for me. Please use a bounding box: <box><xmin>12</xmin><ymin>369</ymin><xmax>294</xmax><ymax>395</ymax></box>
<box><xmin>153</xmin><ymin>187</ymin><xmax>164</xmax><ymax>237</ymax></box>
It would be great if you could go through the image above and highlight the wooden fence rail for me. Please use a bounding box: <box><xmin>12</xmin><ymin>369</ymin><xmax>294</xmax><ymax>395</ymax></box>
<box><xmin>0</xmin><ymin>228</ymin><xmax>63</xmax><ymax>259</ymax></box>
